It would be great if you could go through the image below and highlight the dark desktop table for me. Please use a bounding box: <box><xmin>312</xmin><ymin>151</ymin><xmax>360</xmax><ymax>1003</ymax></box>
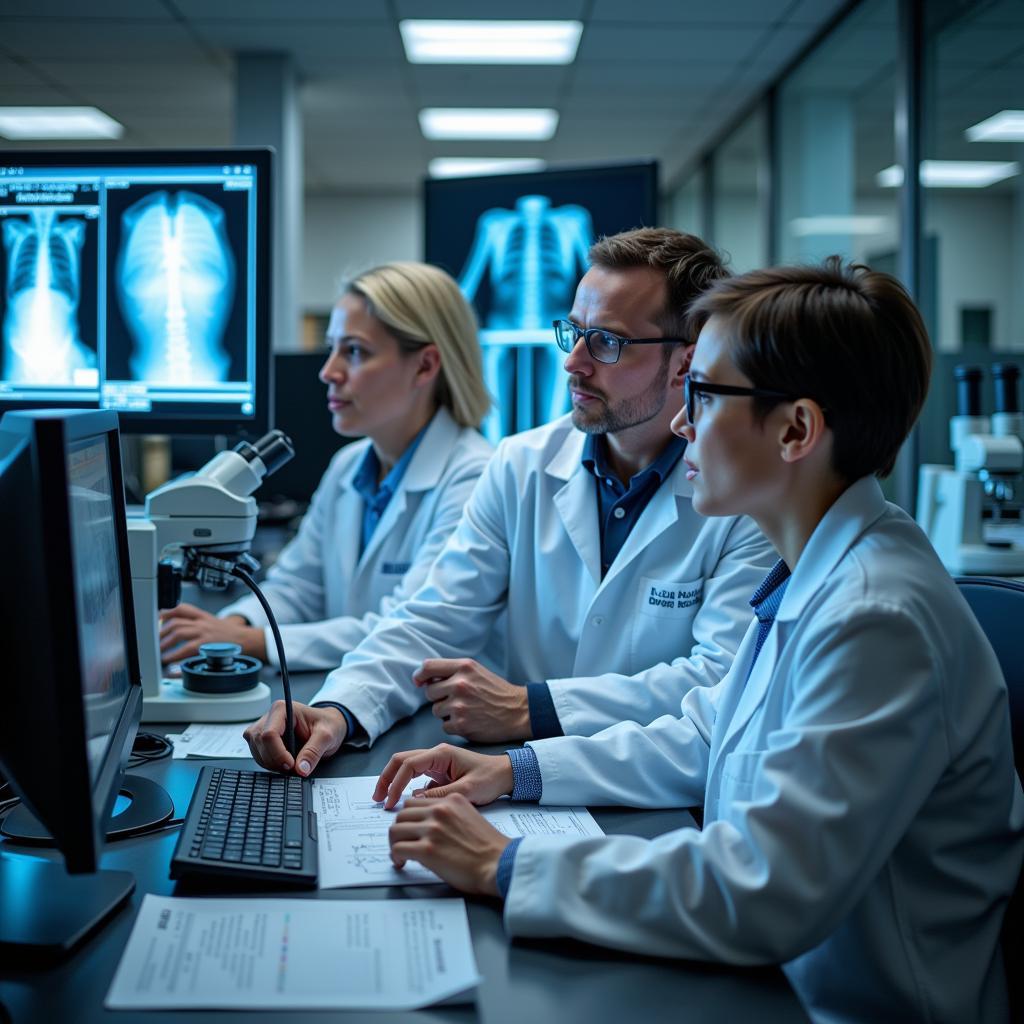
<box><xmin>0</xmin><ymin>668</ymin><xmax>807</xmax><ymax>1024</ymax></box>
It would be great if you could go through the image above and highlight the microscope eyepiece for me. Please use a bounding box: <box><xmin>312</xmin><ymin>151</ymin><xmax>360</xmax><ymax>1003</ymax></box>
<box><xmin>992</xmin><ymin>363</ymin><xmax>1021</xmax><ymax>416</ymax></box>
<box><xmin>232</xmin><ymin>429</ymin><xmax>295</xmax><ymax>477</ymax></box>
<box><xmin>954</xmin><ymin>365</ymin><xmax>983</xmax><ymax>418</ymax></box>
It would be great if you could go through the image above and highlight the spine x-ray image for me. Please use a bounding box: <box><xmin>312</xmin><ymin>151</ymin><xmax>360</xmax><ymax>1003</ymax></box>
<box><xmin>458</xmin><ymin>195</ymin><xmax>593</xmax><ymax>440</ymax></box>
<box><xmin>2</xmin><ymin>209</ymin><xmax>95</xmax><ymax>385</ymax></box>
<box><xmin>116</xmin><ymin>190</ymin><xmax>235</xmax><ymax>386</ymax></box>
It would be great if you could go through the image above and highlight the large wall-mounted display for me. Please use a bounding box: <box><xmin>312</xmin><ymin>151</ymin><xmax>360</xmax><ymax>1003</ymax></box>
<box><xmin>0</xmin><ymin>150</ymin><xmax>271</xmax><ymax>437</ymax></box>
<box><xmin>425</xmin><ymin>162</ymin><xmax>657</xmax><ymax>441</ymax></box>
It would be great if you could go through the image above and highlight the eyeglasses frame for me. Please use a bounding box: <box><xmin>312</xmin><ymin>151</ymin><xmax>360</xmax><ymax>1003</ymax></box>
<box><xmin>552</xmin><ymin>319</ymin><xmax>689</xmax><ymax>365</ymax></box>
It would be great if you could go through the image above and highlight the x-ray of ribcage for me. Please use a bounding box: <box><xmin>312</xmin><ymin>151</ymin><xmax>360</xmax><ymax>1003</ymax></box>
<box><xmin>116</xmin><ymin>190</ymin><xmax>235</xmax><ymax>385</ymax></box>
<box><xmin>2</xmin><ymin>209</ymin><xmax>94</xmax><ymax>385</ymax></box>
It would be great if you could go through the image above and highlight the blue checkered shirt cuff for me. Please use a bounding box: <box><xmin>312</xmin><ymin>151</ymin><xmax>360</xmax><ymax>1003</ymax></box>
<box><xmin>506</xmin><ymin>746</ymin><xmax>543</xmax><ymax>802</ymax></box>
<box><xmin>496</xmin><ymin>836</ymin><xmax>524</xmax><ymax>899</ymax></box>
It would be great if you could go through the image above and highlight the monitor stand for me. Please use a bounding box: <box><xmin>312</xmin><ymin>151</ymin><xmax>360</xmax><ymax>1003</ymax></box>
<box><xmin>0</xmin><ymin>855</ymin><xmax>135</xmax><ymax>960</ymax></box>
<box><xmin>0</xmin><ymin>774</ymin><xmax>173</xmax><ymax>845</ymax></box>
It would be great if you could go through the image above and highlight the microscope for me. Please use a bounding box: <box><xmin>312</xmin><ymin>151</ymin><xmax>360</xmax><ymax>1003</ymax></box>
<box><xmin>127</xmin><ymin>430</ymin><xmax>294</xmax><ymax>723</ymax></box>
<box><xmin>917</xmin><ymin>363</ymin><xmax>1024</xmax><ymax>575</ymax></box>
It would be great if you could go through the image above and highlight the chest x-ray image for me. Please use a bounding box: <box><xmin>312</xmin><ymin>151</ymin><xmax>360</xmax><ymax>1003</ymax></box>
<box><xmin>459</xmin><ymin>195</ymin><xmax>593</xmax><ymax>441</ymax></box>
<box><xmin>1</xmin><ymin>209</ymin><xmax>97</xmax><ymax>386</ymax></box>
<box><xmin>115</xmin><ymin>190</ymin><xmax>236</xmax><ymax>386</ymax></box>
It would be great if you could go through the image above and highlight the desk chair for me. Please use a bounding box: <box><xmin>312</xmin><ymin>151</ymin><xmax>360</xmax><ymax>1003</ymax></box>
<box><xmin>954</xmin><ymin>575</ymin><xmax>1024</xmax><ymax>1017</ymax></box>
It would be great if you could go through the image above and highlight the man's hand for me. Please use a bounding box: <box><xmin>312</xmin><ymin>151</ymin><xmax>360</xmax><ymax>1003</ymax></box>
<box><xmin>413</xmin><ymin>658</ymin><xmax>531</xmax><ymax>742</ymax></box>
<box><xmin>389</xmin><ymin>794</ymin><xmax>509</xmax><ymax>896</ymax></box>
<box><xmin>243</xmin><ymin>701</ymin><xmax>348</xmax><ymax>776</ymax></box>
<box><xmin>373</xmin><ymin>743</ymin><xmax>514</xmax><ymax>810</ymax></box>
<box><xmin>160</xmin><ymin>603</ymin><xmax>267</xmax><ymax>664</ymax></box>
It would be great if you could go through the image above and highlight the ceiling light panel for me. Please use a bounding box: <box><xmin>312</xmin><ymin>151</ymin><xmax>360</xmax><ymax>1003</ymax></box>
<box><xmin>0</xmin><ymin>106</ymin><xmax>124</xmax><ymax>140</ymax></box>
<box><xmin>876</xmin><ymin>160</ymin><xmax>1020</xmax><ymax>188</ymax></box>
<box><xmin>401</xmin><ymin>20</ymin><xmax>582</xmax><ymax>64</ymax></box>
<box><xmin>966</xmin><ymin>110</ymin><xmax>1024</xmax><ymax>142</ymax></box>
<box><xmin>428</xmin><ymin>157</ymin><xmax>547</xmax><ymax>178</ymax></box>
<box><xmin>419</xmin><ymin>108</ymin><xmax>559</xmax><ymax>141</ymax></box>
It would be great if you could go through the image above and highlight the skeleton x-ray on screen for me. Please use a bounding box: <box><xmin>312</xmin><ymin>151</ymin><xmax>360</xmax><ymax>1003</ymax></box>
<box><xmin>2</xmin><ymin>209</ymin><xmax>96</xmax><ymax>386</ymax></box>
<box><xmin>116</xmin><ymin>190</ymin><xmax>235</xmax><ymax>386</ymax></box>
<box><xmin>459</xmin><ymin>196</ymin><xmax>593</xmax><ymax>441</ymax></box>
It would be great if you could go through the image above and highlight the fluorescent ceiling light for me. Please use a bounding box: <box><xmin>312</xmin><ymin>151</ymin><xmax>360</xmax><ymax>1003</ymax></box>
<box><xmin>877</xmin><ymin>160</ymin><xmax>1020</xmax><ymax>188</ymax></box>
<box><xmin>0</xmin><ymin>106</ymin><xmax>123</xmax><ymax>140</ymax></box>
<box><xmin>790</xmin><ymin>216</ymin><xmax>892</xmax><ymax>237</ymax></box>
<box><xmin>401</xmin><ymin>20</ymin><xmax>582</xmax><ymax>64</ymax></box>
<box><xmin>419</xmin><ymin>108</ymin><xmax>558</xmax><ymax>141</ymax></box>
<box><xmin>966</xmin><ymin>110</ymin><xmax>1024</xmax><ymax>142</ymax></box>
<box><xmin>429</xmin><ymin>157</ymin><xmax>547</xmax><ymax>178</ymax></box>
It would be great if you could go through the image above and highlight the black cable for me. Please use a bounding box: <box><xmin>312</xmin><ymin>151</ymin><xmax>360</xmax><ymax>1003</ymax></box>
<box><xmin>226</xmin><ymin>562</ymin><xmax>296</xmax><ymax>760</ymax></box>
<box><xmin>127</xmin><ymin>731</ymin><xmax>174</xmax><ymax>769</ymax></box>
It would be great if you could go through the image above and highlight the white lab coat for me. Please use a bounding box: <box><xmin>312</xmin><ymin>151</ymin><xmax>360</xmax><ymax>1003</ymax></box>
<box><xmin>504</xmin><ymin>476</ymin><xmax>1024</xmax><ymax>1024</ymax></box>
<box><xmin>220</xmin><ymin>408</ymin><xmax>492</xmax><ymax>670</ymax></box>
<box><xmin>313</xmin><ymin>414</ymin><xmax>776</xmax><ymax>743</ymax></box>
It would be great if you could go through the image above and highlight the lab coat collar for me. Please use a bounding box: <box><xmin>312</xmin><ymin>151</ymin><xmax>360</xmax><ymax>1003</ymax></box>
<box><xmin>548</xmin><ymin>425</ymin><xmax>694</xmax><ymax>587</ymax></box>
<box><xmin>400</xmin><ymin>407</ymin><xmax>461</xmax><ymax>493</ymax></box>
<box><xmin>355</xmin><ymin>408</ymin><xmax>459</xmax><ymax>571</ymax></box>
<box><xmin>774</xmin><ymin>475</ymin><xmax>888</xmax><ymax>624</ymax></box>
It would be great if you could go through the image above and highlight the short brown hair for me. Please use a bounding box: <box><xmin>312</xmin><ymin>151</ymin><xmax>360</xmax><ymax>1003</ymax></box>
<box><xmin>688</xmin><ymin>257</ymin><xmax>932</xmax><ymax>481</ymax></box>
<box><xmin>588</xmin><ymin>227</ymin><xmax>729</xmax><ymax>340</ymax></box>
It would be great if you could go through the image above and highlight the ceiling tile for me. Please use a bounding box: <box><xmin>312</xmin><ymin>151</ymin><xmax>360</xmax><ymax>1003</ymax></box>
<box><xmin>0</xmin><ymin>19</ymin><xmax>206</xmax><ymax>62</ymax></box>
<box><xmin>175</xmin><ymin>0</ymin><xmax>387</xmax><ymax>19</ymax></box>
<box><xmin>578</xmin><ymin>24</ymin><xmax>765</xmax><ymax>63</ymax></box>
<box><xmin>589</xmin><ymin>0</ymin><xmax>791</xmax><ymax>25</ymax></box>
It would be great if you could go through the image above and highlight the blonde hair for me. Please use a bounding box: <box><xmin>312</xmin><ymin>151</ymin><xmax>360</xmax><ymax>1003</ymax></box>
<box><xmin>345</xmin><ymin>262</ymin><xmax>490</xmax><ymax>429</ymax></box>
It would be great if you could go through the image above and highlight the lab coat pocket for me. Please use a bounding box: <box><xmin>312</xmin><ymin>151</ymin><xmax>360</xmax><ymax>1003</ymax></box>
<box><xmin>631</xmin><ymin>576</ymin><xmax>704</xmax><ymax>674</ymax></box>
<box><xmin>719</xmin><ymin>749</ymin><xmax>766</xmax><ymax>806</ymax></box>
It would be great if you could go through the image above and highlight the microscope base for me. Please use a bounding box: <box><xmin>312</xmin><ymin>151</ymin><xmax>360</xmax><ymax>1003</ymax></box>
<box><xmin>141</xmin><ymin>678</ymin><xmax>271</xmax><ymax>723</ymax></box>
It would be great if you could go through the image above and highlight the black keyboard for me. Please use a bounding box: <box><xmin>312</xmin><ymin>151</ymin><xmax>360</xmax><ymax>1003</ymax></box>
<box><xmin>170</xmin><ymin>766</ymin><xmax>318</xmax><ymax>888</ymax></box>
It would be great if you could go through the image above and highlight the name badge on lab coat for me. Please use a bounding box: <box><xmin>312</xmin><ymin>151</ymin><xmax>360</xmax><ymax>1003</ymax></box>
<box><xmin>638</xmin><ymin>577</ymin><xmax>704</xmax><ymax>619</ymax></box>
<box><xmin>381</xmin><ymin>561</ymin><xmax>412</xmax><ymax>576</ymax></box>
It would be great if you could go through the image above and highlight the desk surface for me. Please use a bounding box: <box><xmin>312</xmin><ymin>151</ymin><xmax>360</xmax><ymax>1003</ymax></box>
<box><xmin>0</xmin><ymin>670</ymin><xmax>807</xmax><ymax>1024</ymax></box>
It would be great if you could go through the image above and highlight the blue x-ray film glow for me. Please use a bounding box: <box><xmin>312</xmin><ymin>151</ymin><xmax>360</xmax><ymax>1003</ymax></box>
<box><xmin>458</xmin><ymin>195</ymin><xmax>593</xmax><ymax>441</ymax></box>
<box><xmin>2</xmin><ymin>209</ymin><xmax>95</xmax><ymax>385</ymax></box>
<box><xmin>116</xmin><ymin>190</ymin><xmax>234</xmax><ymax>385</ymax></box>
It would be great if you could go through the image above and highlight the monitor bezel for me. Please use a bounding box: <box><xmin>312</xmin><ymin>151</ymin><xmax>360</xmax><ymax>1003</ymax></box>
<box><xmin>0</xmin><ymin>149</ymin><xmax>273</xmax><ymax>439</ymax></box>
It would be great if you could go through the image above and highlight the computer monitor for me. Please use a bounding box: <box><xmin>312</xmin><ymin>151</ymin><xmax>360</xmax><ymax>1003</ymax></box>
<box><xmin>0</xmin><ymin>409</ymin><xmax>171</xmax><ymax>957</ymax></box>
<box><xmin>0</xmin><ymin>150</ymin><xmax>272</xmax><ymax>437</ymax></box>
<box><xmin>424</xmin><ymin>161</ymin><xmax>658</xmax><ymax>441</ymax></box>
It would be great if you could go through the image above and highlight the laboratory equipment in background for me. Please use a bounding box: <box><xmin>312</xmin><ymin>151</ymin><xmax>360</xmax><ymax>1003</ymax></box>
<box><xmin>917</xmin><ymin>363</ymin><xmax>1024</xmax><ymax>575</ymax></box>
<box><xmin>0</xmin><ymin>409</ymin><xmax>170</xmax><ymax>958</ymax></box>
<box><xmin>0</xmin><ymin>150</ymin><xmax>272</xmax><ymax>438</ymax></box>
<box><xmin>128</xmin><ymin>429</ymin><xmax>294</xmax><ymax>723</ymax></box>
<box><xmin>425</xmin><ymin>162</ymin><xmax>657</xmax><ymax>442</ymax></box>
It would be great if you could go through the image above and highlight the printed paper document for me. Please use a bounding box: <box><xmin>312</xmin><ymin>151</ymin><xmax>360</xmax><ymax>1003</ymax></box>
<box><xmin>314</xmin><ymin>775</ymin><xmax>603</xmax><ymax>889</ymax></box>
<box><xmin>168</xmin><ymin>722</ymin><xmax>252</xmax><ymax>759</ymax></box>
<box><xmin>105</xmin><ymin>894</ymin><xmax>480</xmax><ymax>1011</ymax></box>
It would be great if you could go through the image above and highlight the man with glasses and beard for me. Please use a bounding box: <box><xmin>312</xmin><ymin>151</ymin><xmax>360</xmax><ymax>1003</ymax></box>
<box><xmin>244</xmin><ymin>228</ymin><xmax>775</xmax><ymax>776</ymax></box>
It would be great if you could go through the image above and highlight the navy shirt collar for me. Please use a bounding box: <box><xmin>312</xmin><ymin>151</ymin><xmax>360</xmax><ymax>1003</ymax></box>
<box><xmin>352</xmin><ymin>421</ymin><xmax>429</xmax><ymax>509</ymax></box>
<box><xmin>749</xmin><ymin>558</ymin><xmax>791</xmax><ymax>623</ymax></box>
<box><xmin>580</xmin><ymin>432</ymin><xmax>687</xmax><ymax>491</ymax></box>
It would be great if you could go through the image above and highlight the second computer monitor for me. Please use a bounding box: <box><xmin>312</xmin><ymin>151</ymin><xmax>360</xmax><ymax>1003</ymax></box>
<box><xmin>0</xmin><ymin>150</ymin><xmax>272</xmax><ymax>437</ymax></box>
<box><xmin>0</xmin><ymin>409</ymin><xmax>142</xmax><ymax>873</ymax></box>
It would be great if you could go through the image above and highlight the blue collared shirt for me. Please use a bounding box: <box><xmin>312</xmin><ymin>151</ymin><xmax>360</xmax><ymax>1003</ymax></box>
<box><xmin>351</xmin><ymin>423</ymin><xmax>429</xmax><ymax>557</ymax></box>
<box><xmin>525</xmin><ymin>432</ymin><xmax>689</xmax><ymax>740</ymax></box>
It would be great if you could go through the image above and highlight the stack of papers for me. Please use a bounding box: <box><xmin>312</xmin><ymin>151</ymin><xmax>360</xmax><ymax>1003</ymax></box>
<box><xmin>106</xmin><ymin>894</ymin><xmax>480</xmax><ymax>1011</ymax></box>
<box><xmin>167</xmin><ymin>723</ymin><xmax>252</xmax><ymax>759</ymax></box>
<box><xmin>314</xmin><ymin>776</ymin><xmax>604</xmax><ymax>889</ymax></box>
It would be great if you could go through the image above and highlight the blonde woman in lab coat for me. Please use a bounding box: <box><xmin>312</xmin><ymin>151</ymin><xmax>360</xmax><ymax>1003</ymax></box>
<box><xmin>374</xmin><ymin>258</ymin><xmax>1024</xmax><ymax>1023</ymax></box>
<box><xmin>159</xmin><ymin>262</ymin><xmax>493</xmax><ymax>673</ymax></box>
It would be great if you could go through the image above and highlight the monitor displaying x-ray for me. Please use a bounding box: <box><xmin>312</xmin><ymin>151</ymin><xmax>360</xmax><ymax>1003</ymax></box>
<box><xmin>0</xmin><ymin>150</ymin><xmax>271</xmax><ymax>436</ymax></box>
<box><xmin>425</xmin><ymin>162</ymin><xmax>657</xmax><ymax>441</ymax></box>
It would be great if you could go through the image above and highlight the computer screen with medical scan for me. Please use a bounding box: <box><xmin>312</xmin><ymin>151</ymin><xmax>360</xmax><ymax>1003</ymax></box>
<box><xmin>0</xmin><ymin>150</ymin><xmax>272</xmax><ymax>436</ymax></box>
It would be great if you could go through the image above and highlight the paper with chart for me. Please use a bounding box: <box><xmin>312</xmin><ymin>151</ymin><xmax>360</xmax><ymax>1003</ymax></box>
<box><xmin>105</xmin><ymin>894</ymin><xmax>480</xmax><ymax>1011</ymax></box>
<box><xmin>167</xmin><ymin>722</ymin><xmax>252</xmax><ymax>759</ymax></box>
<box><xmin>313</xmin><ymin>775</ymin><xmax>604</xmax><ymax>889</ymax></box>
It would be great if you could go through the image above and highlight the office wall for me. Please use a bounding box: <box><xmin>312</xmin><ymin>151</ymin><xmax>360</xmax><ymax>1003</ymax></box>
<box><xmin>301</xmin><ymin>194</ymin><xmax>421</xmax><ymax>312</ymax></box>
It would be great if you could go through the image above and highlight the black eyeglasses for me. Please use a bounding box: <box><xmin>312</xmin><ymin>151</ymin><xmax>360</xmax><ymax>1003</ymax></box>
<box><xmin>553</xmin><ymin>319</ymin><xmax>688</xmax><ymax>366</ymax></box>
<box><xmin>684</xmin><ymin>374</ymin><xmax>796</xmax><ymax>423</ymax></box>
